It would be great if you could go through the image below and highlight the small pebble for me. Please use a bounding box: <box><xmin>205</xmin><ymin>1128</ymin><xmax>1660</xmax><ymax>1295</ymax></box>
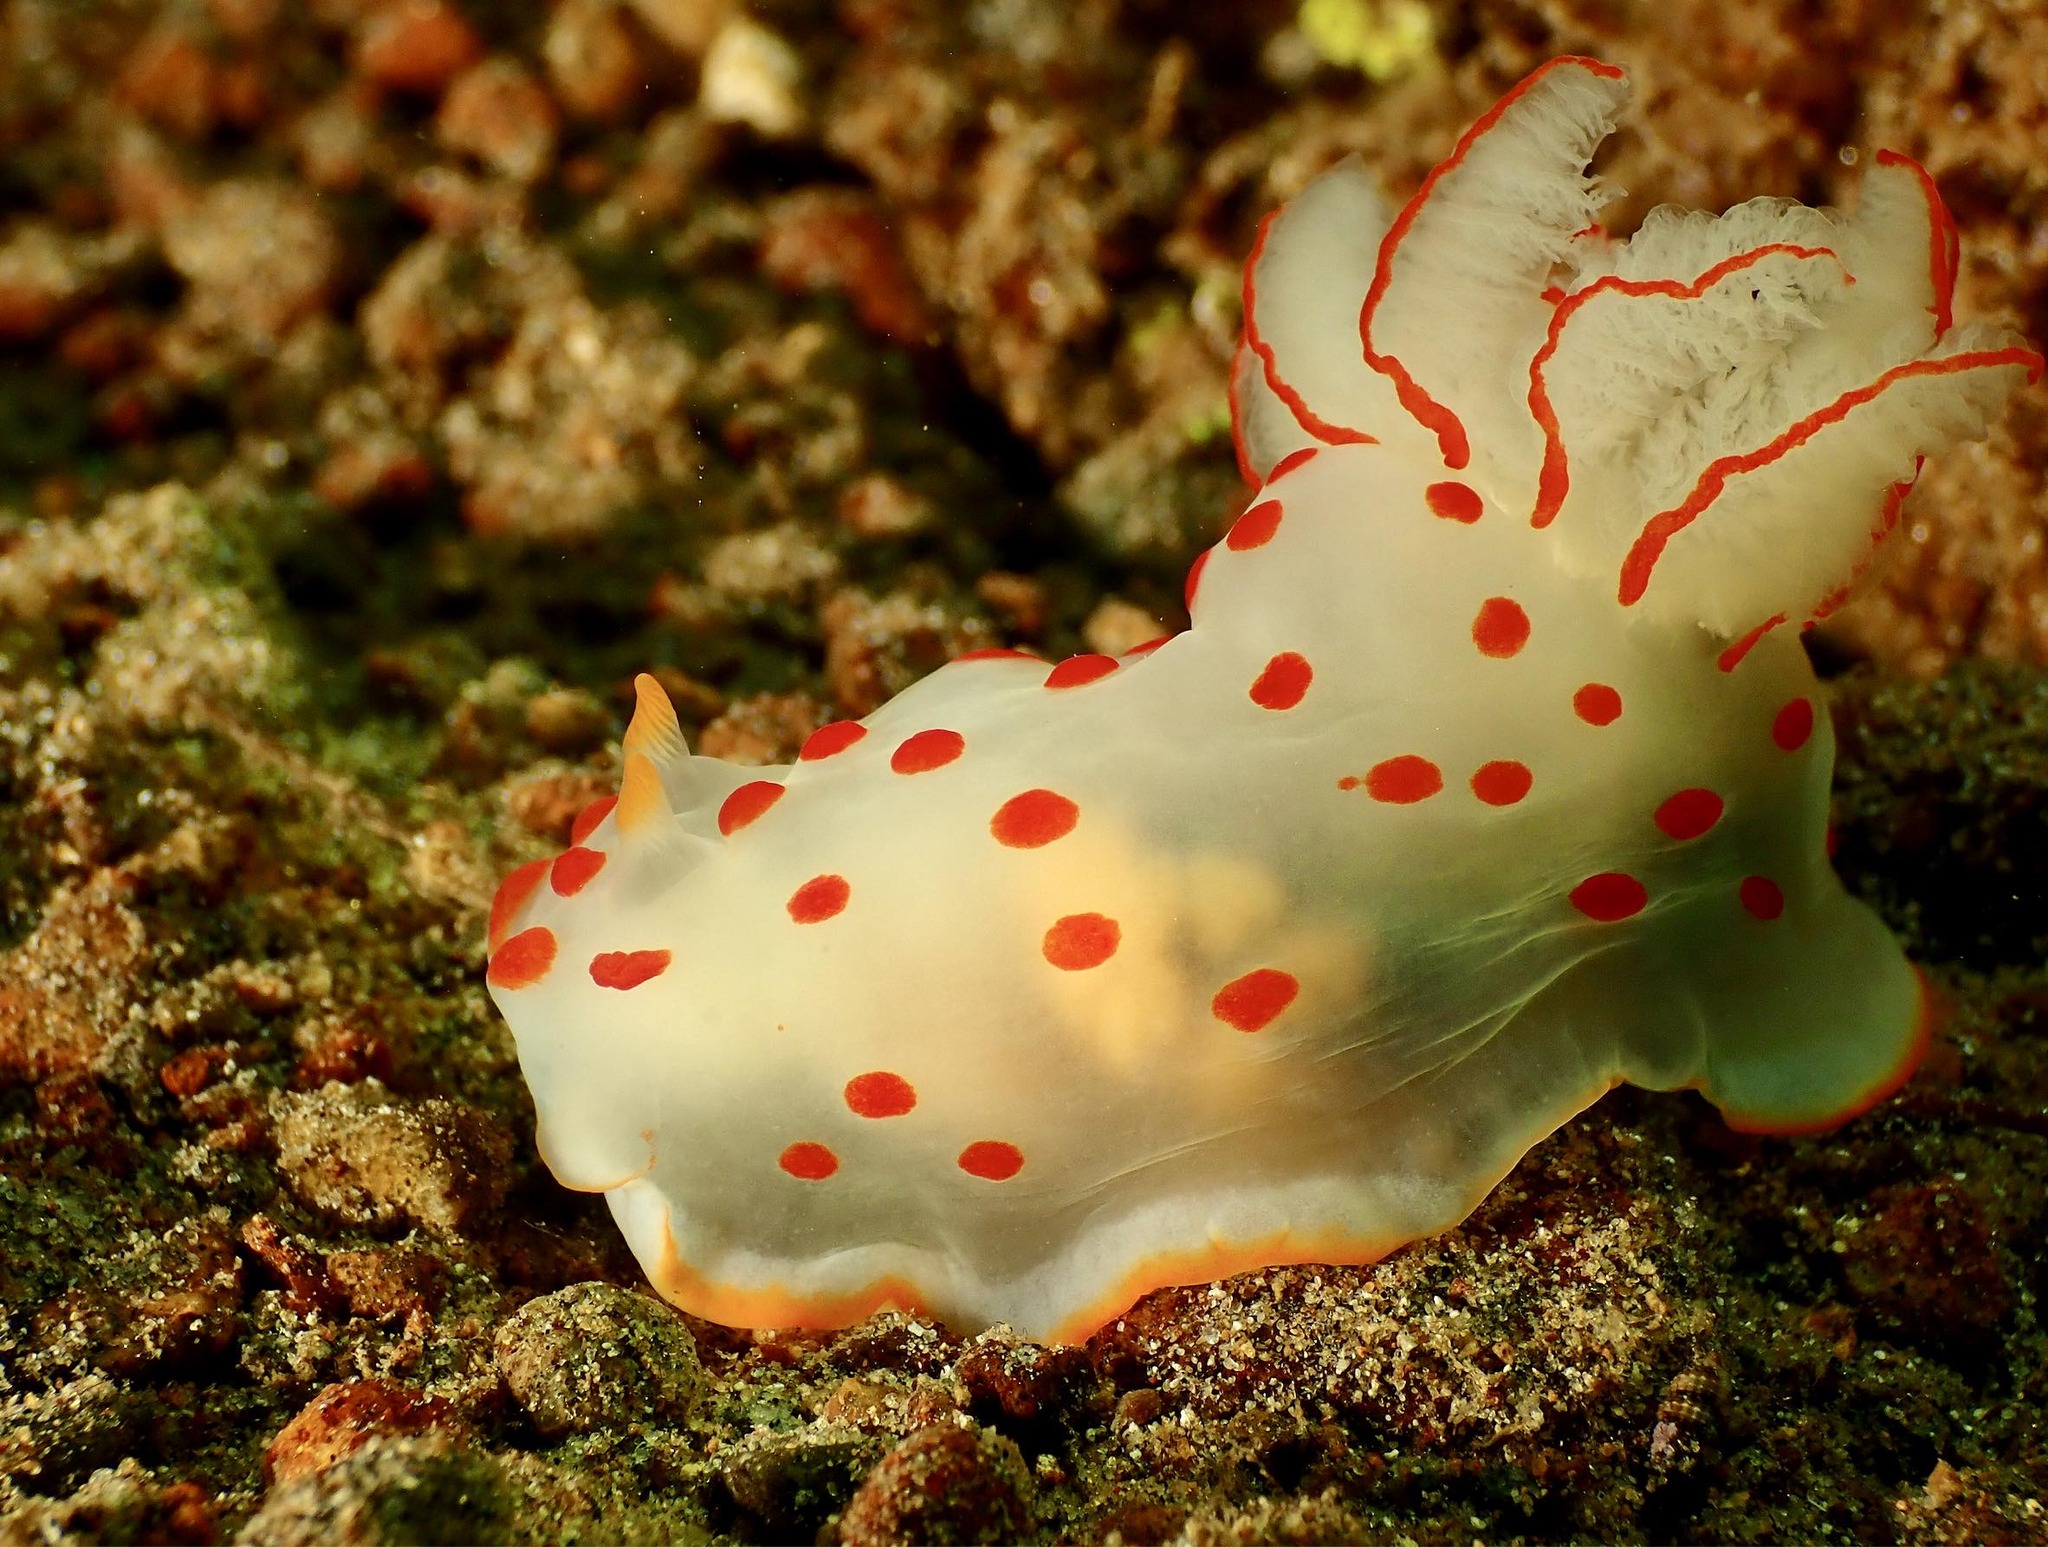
<box><xmin>698</xmin><ymin>15</ymin><xmax>806</xmax><ymax>138</ymax></box>
<box><xmin>494</xmin><ymin>1281</ymin><xmax>705</xmax><ymax>1439</ymax></box>
<box><xmin>836</xmin><ymin>1423</ymin><xmax>1035</xmax><ymax>1546</ymax></box>
<box><xmin>271</xmin><ymin>1080</ymin><xmax>511</xmax><ymax>1232</ymax></box>
<box><xmin>437</xmin><ymin>57</ymin><xmax>561</xmax><ymax>182</ymax></box>
<box><xmin>355</xmin><ymin>0</ymin><xmax>484</xmax><ymax>94</ymax></box>
<box><xmin>544</xmin><ymin>0</ymin><xmax>645</xmax><ymax>121</ymax></box>
<box><xmin>264</xmin><ymin>1380</ymin><xmax>455</xmax><ymax>1484</ymax></box>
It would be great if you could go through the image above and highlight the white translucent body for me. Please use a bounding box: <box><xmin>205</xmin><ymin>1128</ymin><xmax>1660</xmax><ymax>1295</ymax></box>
<box><xmin>490</xmin><ymin>59</ymin><xmax>2034</xmax><ymax>1342</ymax></box>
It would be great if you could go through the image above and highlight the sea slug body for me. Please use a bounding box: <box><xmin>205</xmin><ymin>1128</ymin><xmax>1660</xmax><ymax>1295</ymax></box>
<box><xmin>487</xmin><ymin>58</ymin><xmax>2040</xmax><ymax>1343</ymax></box>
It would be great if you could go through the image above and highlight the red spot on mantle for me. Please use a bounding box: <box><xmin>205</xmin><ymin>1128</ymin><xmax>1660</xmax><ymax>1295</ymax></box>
<box><xmin>1773</xmin><ymin>698</ymin><xmax>1814</xmax><ymax>752</ymax></box>
<box><xmin>570</xmin><ymin>795</ymin><xmax>617</xmax><ymax>844</ymax></box>
<box><xmin>1045</xmin><ymin>654</ymin><xmax>1119</xmax><ymax>689</ymax></box>
<box><xmin>488</xmin><ymin>926</ymin><xmax>557</xmax><ymax>989</ymax></box>
<box><xmin>489</xmin><ymin>859</ymin><xmax>550</xmax><ymax>951</ymax></box>
<box><xmin>1740</xmin><ymin>876</ymin><xmax>1786</xmax><ymax>920</ymax></box>
<box><xmin>1573</xmin><ymin>684</ymin><xmax>1622</xmax><ymax>726</ymax></box>
<box><xmin>800</xmin><ymin>721</ymin><xmax>868</xmax><ymax>760</ymax></box>
<box><xmin>1211</xmin><ymin>969</ymin><xmax>1300</xmax><ymax>1032</ymax></box>
<box><xmin>1425</xmin><ymin>481</ymin><xmax>1483</xmax><ymax>523</ymax></box>
<box><xmin>1570</xmin><ymin>873</ymin><xmax>1647</xmax><ymax>922</ymax></box>
<box><xmin>550</xmin><ymin>846</ymin><xmax>606</xmax><ymax>896</ymax></box>
<box><xmin>788</xmin><ymin>875</ymin><xmax>851</xmax><ymax>923</ymax></box>
<box><xmin>991</xmin><ymin>789</ymin><xmax>1080</xmax><ymax>849</ymax></box>
<box><xmin>1364</xmin><ymin>755</ymin><xmax>1442</xmax><ymax>804</ymax></box>
<box><xmin>718</xmin><ymin>781</ymin><xmax>785</xmax><ymax>836</ymax></box>
<box><xmin>1472</xmin><ymin>597</ymin><xmax>1530</xmax><ymax>658</ymax></box>
<box><xmin>1227</xmin><ymin>500</ymin><xmax>1284</xmax><ymax>551</ymax></box>
<box><xmin>1654</xmin><ymin>788</ymin><xmax>1724</xmax><ymax>841</ymax></box>
<box><xmin>891</xmin><ymin>728</ymin><xmax>965</xmax><ymax>774</ymax></box>
<box><xmin>958</xmin><ymin>1141</ymin><xmax>1024</xmax><ymax>1180</ymax></box>
<box><xmin>1249</xmin><ymin>651</ymin><xmax>1313</xmax><ymax>710</ymax></box>
<box><xmin>779</xmin><ymin>1141</ymin><xmax>838</xmax><ymax>1180</ymax></box>
<box><xmin>1043</xmin><ymin>913</ymin><xmax>1119</xmax><ymax>970</ymax></box>
<box><xmin>590</xmin><ymin>949</ymin><xmax>671</xmax><ymax>990</ymax></box>
<box><xmin>1470</xmin><ymin>760</ymin><xmax>1533</xmax><ymax>807</ymax></box>
<box><xmin>845</xmin><ymin>1071</ymin><xmax>916</xmax><ymax>1118</ymax></box>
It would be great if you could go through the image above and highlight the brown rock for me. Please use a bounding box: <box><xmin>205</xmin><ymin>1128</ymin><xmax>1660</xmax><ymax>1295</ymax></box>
<box><xmin>240</xmin><ymin>1215</ymin><xmax>342</xmax><ymax>1316</ymax></box>
<box><xmin>437</xmin><ymin>57</ymin><xmax>561</xmax><ymax>182</ymax></box>
<box><xmin>0</xmin><ymin>225</ymin><xmax>106</xmax><ymax>347</ymax></box>
<box><xmin>721</xmin><ymin>1427</ymin><xmax>879</xmax><ymax>1538</ymax></box>
<box><xmin>488</xmin><ymin>1214</ymin><xmax>639</xmax><ymax>1292</ymax></box>
<box><xmin>955</xmin><ymin>1332</ymin><xmax>1095</xmax><ymax>1425</ymax></box>
<box><xmin>126</xmin><ymin>813</ymin><xmax>258</xmax><ymax>903</ymax></box>
<box><xmin>1841</xmin><ymin>1182</ymin><xmax>2013</xmax><ymax>1358</ymax></box>
<box><xmin>836</xmin><ymin>473</ymin><xmax>936</xmax><ymax>540</ymax></box>
<box><xmin>264</xmin><ymin>1380</ymin><xmax>457</xmax><ymax>1484</ymax></box>
<box><xmin>213</xmin><ymin>56</ymin><xmax>271</xmax><ymax>130</ymax></box>
<box><xmin>1113</xmin><ymin>1387</ymin><xmax>1164</xmax><ymax>1429</ymax></box>
<box><xmin>239</xmin><ymin>1433</ymin><xmax>515</xmax><ymax>1545</ymax></box>
<box><xmin>701</xmin><ymin>524</ymin><xmax>840</xmax><ymax>605</ymax></box>
<box><xmin>159</xmin><ymin>1043</ymin><xmax>237</xmax><ymax>1099</ymax></box>
<box><xmin>1082</xmin><ymin>596</ymin><xmax>1167</xmax><ymax>656</ymax></box>
<box><xmin>105</xmin><ymin>119</ymin><xmax>198</xmax><ymax>235</ymax></box>
<box><xmin>92</xmin><ymin>379</ymin><xmax>171</xmax><ymax>444</ymax></box>
<box><xmin>695</xmin><ymin>691</ymin><xmax>825</xmax><ymax>765</ymax></box>
<box><xmin>396</xmin><ymin>164</ymin><xmax>528</xmax><ymax>233</ymax></box>
<box><xmin>973</xmin><ymin>571</ymin><xmax>1048</xmax><ymax>638</ymax></box>
<box><xmin>271</xmin><ymin>1079</ymin><xmax>512</xmax><ymax>1233</ymax></box>
<box><xmin>57</xmin><ymin>307</ymin><xmax>151</xmax><ymax>381</ymax></box>
<box><xmin>836</xmin><ymin>1423</ymin><xmax>1035</xmax><ymax>1547</ymax></box>
<box><xmin>589</xmin><ymin>110</ymin><xmax>715</xmax><ymax>237</ymax></box>
<box><xmin>355</xmin><ymin>0</ymin><xmax>483</xmax><ymax>94</ymax></box>
<box><xmin>522</xmin><ymin>687</ymin><xmax>610</xmax><ymax>755</ymax></box>
<box><xmin>816</xmin><ymin>1377</ymin><xmax>898</xmax><ymax>1429</ymax></box>
<box><xmin>291</xmin><ymin>1020</ymin><xmax>396</xmax><ymax>1089</ymax></box>
<box><xmin>314</xmin><ymin>383</ymin><xmax>436</xmax><ymax>511</ymax></box>
<box><xmin>0</xmin><ymin>1375</ymin><xmax>148</xmax><ymax>1496</ymax></box>
<box><xmin>494</xmin><ymin>1282</ymin><xmax>704</xmax><ymax>1438</ymax></box>
<box><xmin>623</xmin><ymin>0</ymin><xmax>730</xmax><ymax>57</ymax></box>
<box><xmin>1093</xmin><ymin>1500</ymin><xmax>1187</xmax><ymax>1544</ymax></box>
<box><xmin>822</xmin><ymin>587</ymin><xmax>989</xmax><ymax>718</ymax></box>
<box><xmin>158</xmin><ymin>1481</ymin><xmax>217</xmax><ymax>1545</ymax></box>
<box><xmin>0</xmin><ymin>874</ymin><xmax>147</xmax><ymax>1087</ymax></box>
<box><xmin>543</xmin><ymin>0</ymin><xmax>645</xmax><ymax>122</ymax></box>
<box><xmin>362</xmin><ymin>227</ymin><xmax>569</xmax><ymax>377</ymax></box>
<box><xmin>312</xmin><ymin>440</ymin><xmax>436</xmax><ymax>511</ymax></box>
<box><xmin>0</xmin><ymin>1459</ymin><xmax>217</xmax><ymax>1546</ymax></box>
<box><xmin>411</xmin><ymin>235</ymin><xmax>699</xmax><ymax>541</ymax></box>
<box><xmin>760</xmin><ymin>190</ymin><xmax>935</xmax><ymax>345</ymax></box>
<box><xmin>39</xmin><ymin>1218</ymin><xmax>246</xmax><ymax>1379</ymax></box>
<box><xmin>117</xmin><ymin>30</ymin><xmax>219</xmax><ymax>142</ymax></box>
<box><xmin>226</xmin><ymin>963</ymin><xmax>297</xmax><ymax>1016</ymax></box>
<box><xmin>505</xmin><ymin>770</ymin><xmax>614</xmax><ymax>842</ymax></box>
<box><xmin>161</xmin><ymin>180</ymin><xmax>341</xmax><ymax>345</ymax></box>
<box><xmin>294</xmin><ymin>86</ymin><xmax>381</xmax><ymax>194</ymax></box>
<box><xmin>209</xmin><ymin>0</ymin><xmax>280</xmax><ymax>41</ymax></box>
<box><xmin>32</xmin><ymin>1071</ymin><xmax>118</xmax><ymax>1144</ymax></box>
<box><xmin>327</xmin><ymin>1247</ymin><xmax>448</xmax><ymax>1322</ymax></box>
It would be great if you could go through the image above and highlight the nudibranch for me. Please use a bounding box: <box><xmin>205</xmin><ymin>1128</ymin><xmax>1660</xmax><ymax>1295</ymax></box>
<box><xmin>488</xmin><ymin>58</ymin><xmax>2039</xmax><ymax>1343</ymax></box>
